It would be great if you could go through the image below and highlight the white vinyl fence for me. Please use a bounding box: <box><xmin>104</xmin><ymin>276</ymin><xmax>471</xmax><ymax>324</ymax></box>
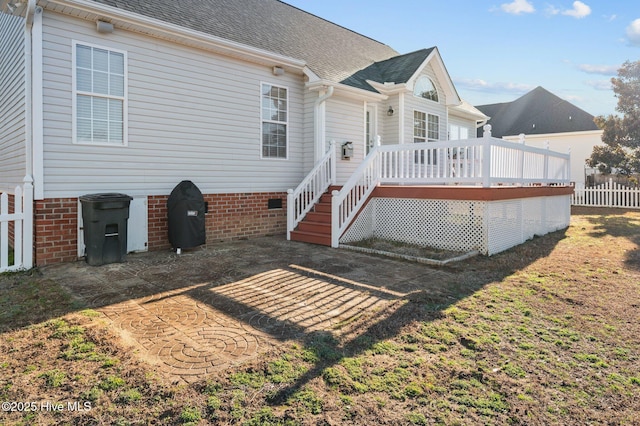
<box><xmin>572</xmin><ymin>179</ymin><xmax>640</xmax><ymax>209</ymax></box>
<box><xmin>0</xmin><ymin>184</ymin><xmax>34</xmax><ymax>272</ymax></box>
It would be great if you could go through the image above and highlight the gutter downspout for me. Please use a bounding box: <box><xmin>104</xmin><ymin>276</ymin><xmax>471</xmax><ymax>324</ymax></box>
<box><xmin>22</xmin><ymin>0</ymin><xmax>38</xmax><ymax>269</ymax></box>
<box><xmin>313</xmin><ymin>85</ymin><xmax>334</xmax><ymax>163</ymax></box>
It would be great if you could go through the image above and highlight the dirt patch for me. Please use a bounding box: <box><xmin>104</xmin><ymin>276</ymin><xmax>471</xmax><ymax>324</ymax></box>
<box><xmin>342</xmin><ymin>237</ymin><xmax>476</xmax><ymax>264</ymax></box>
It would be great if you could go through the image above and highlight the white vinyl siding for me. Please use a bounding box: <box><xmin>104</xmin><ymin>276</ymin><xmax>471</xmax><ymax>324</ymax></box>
<box><xmin>261</xmin><ymin>83</ymin><xmax>288</xmax><ymax>159</ymax></box>
<box><xmin>326</xmin><ymin>96</ymin><xmax>366</xmax><ymax>184</ymax></box>
<box><xmin>0</xmin><ymin>12</ymin><xmax>26</xmax><ymax>191</ymax></box>
<box><xmin>40</xmin><ymin>12</ymin><xmax>305</xmax><ymax>198</ymax></box>
<box><xmin>72</xmin><ymin>41</ymin><xmax>126</xmax><ymax>145</ymax></box>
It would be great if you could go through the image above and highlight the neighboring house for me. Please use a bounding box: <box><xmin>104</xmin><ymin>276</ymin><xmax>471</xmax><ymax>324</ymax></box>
<box><xmin>1</xmin><ymin>0</ymin><xmax>570</xmax><ymax>268</ymax></box>
<box><xmin>475</xmin><ymin>87</ymin><xmax>604</xmax><ymax>186</ymax></box>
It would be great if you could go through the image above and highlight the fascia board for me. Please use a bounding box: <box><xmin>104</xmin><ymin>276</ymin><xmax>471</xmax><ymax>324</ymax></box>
<box><xmin>43</xmin><ymin>0</ymin><xmax>307</xmax><ymax>71</ymax></box>
<box><xmin>366</xmin><ymin>80</ymin><xmax>406</xmax><ymax>95</ymax></box>
<box><xmin>307</xmin><ymin>80</ymin><xmax>388</xmax><ymax>102</ymax></box>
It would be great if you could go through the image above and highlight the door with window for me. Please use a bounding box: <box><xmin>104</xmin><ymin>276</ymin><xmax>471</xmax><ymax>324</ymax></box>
<box><xmin>366</xmin><ymin>106</ymin><xmax>377</xmax><ymax>155</ymax></box>
<box><xmin>413</xmin><ymin>110</ymin><xmax>440</xmax><ymax>174</ymax></box>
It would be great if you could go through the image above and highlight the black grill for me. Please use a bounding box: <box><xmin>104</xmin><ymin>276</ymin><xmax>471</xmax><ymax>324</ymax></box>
<box><xmin>167</xmin><ymin>180</ymin><xmax>206</xmax><ymax>251</ymax></box>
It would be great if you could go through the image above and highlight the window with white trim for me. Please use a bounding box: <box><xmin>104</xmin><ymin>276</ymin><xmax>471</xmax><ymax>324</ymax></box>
<box><xmin>414</xmin><ymin>110</ymin><xmax>439</xmax><ymax>142</ymax></box>
<box><xmin>413</xmin><ymin>76</ymin><xmax>439</xmax><ymax>102</ymax></box>
<box><xmin>261</xmin><ymin>83</ymin><xmax>288</xmax><ymax>159</ymax></box>
<box><xmin>73</xmin><ymin>42</ymin><xmax>126</xmax><ymax>145</ymax></box>
<box><xmin>449</xmin><ymin>124</ymin><xmax>469</xmax><ymax>141</ymax></box>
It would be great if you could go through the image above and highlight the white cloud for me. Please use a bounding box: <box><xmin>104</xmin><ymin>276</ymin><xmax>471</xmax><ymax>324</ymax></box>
<box><xmin>455</xmin><ymin>78</ymin><xmax>535</xmax><ymax>95</ymax></box>
<box><xmin>500</xmin><ymin>0</ymin><xmax>535</xmax><ymax>15</ymax></box>
<box><xmin>577</xmin><ymin>64</ymin><xmax>619</xmax><ymax>75</ymax></box>
<box><xmin>626</xmin><ymin>19</ymin><xmax>640</xmax><ymax>46</ymax></box>
<box><xmin>585</xmin><ymin>80</ymin><xmax>613</xmax><ymax>91</ymax></box>
<box><xmin>545</xmin><ymin>5</ymin><xmax>560</xmax><ymax>16</ymax></box>
<box><xmin>562</xmin><ymin>1</ymin><xmax>591</xmax><ymax>19</ymax></box>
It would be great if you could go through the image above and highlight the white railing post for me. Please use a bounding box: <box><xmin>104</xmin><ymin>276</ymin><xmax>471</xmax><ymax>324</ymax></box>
<box><xmin>543</xmin><ymin>141</ymin><xmax>550</xmax><ymax>185</ymax></box>
<box><xmin>566</xmin><ymin>147</ymin><xmax>572</xmax><ymax>183</ymax></box>
<box><xmin>286</xmin><ymin>188</ymin><xmax>294</xmax><ymax>240</ymax></box>
<box><xmin>482</xmin><ymin>125</ymin><xmax>492</xmax><ymax>187</ymax></box>
<box><xmin>519</xmin><ymin>134</ymin><xmax>526</xmax><ymax>183</ymax></box>
<box><xmin>331</xmin><ymin>189</ymin><xmax>340</xmax><ymax>248</ymax></box>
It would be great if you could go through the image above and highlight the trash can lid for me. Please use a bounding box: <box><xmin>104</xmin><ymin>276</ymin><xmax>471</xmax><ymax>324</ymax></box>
<box><xmin>79</xmin><ymin>193</ymin><xmax>133</xmax><ymax>203</ymax></box>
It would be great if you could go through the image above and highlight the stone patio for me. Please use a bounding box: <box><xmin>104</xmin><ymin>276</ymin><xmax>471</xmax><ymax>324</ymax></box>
<box><xmin>42</xmin><ymin>236</ymin><xmax>454</xmax><ymax>383</ymax></box>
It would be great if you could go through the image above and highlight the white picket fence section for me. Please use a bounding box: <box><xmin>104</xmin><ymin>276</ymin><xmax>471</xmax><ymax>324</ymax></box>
<box><xmin>0</xmin><ymin>183</ymin><xmax>34</xmax><ymax>272</ymax></box>
<box><xmin>572</xmin><ymin>179</ymin><xmax>640</xmax><ymax>209</ymax></box>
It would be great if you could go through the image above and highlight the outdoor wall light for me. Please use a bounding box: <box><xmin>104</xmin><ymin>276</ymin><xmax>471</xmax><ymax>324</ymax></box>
<box><xmin>6</xmin><ymin>1</ymin><xmax>22</xmax><ymax>13</ymax></box>
<box><xmin>387</xmin><ymin>106</ymin><xmax>394</xmax><ymax>116</ymax></box>
<box><xmin>96</xmin><ymin>20</ymin><xmax>114</xmax><ymax>33</ymax></box>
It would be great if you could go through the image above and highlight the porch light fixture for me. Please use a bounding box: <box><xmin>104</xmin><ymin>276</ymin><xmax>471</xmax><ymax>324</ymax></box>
<box><xmin>387</xmin><ymin>106</ymin><xmax>394</xmax><ymax>116</ymax></box>
<box><xmin>96</xmin><ymin>20</ymin><xmax>114</xmax><ymax>33</ymax></box>
<box><xmin>6</xmin><ymin>1</ymin><xmax>22</xmax><ymax>13</ymax></box>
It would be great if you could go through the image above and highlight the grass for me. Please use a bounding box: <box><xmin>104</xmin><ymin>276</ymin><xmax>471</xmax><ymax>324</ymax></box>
<box><xmin>0</xmin><ymin>207</ymin><xmax>638</xmax><ymax>424</ymax></box>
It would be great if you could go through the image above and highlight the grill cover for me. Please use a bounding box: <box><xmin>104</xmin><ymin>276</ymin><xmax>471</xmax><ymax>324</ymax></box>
<box><xmin>167</xmin><ymin>180</ymin><xmax>206</xmax><ymax>249</ymax></box>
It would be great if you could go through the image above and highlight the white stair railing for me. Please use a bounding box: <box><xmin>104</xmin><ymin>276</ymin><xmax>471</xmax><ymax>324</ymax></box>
<box><xmin>331</xmin><ymin>139</ymin><xmax>382</xmax><ymax>248</ymax></box>
<box><xmin>287</xmin><ymin>141</ymin><xmax>336</xmax><ymax>239</ymax></box>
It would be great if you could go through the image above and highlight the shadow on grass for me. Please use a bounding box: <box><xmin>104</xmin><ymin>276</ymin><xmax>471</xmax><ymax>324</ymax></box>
<box><xmin>257</xmin><ymin>230</ymin><xmax>568</xmax><ymax>405</ymax></box>
<box><xmin>0</xmin><ymin>229</ymin><xmax>566</xmax><ymax>403</ymax></box>
<box><xmin>576</xmin><ymin>207</ymin><xmax>640</xmax><ymax>271</ymax></box>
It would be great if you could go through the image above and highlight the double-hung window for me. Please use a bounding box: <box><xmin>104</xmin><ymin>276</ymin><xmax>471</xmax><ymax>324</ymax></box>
<box><xmin>261</xmin><ymin>83</ymin><xmax>288</xmax><ymax>159</ymax></box>
<box><xmin>73</xmin><ymin>42</ymin><xmax>127</xmax><ymax>145</ymax></box>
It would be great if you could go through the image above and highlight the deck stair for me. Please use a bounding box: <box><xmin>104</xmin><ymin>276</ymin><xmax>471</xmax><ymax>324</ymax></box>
<box><xmin>289</xmin><ymin>187</ymin><xmax>338</xmax><ymax>246</ymax></box>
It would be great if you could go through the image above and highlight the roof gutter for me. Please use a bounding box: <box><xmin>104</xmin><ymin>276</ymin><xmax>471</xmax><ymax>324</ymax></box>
<box><xmin>43</xmin><ymin>0</ymin><xmax>307</xmax><ymax>71</ymax></box>
<box><xmin>308</xmin><ymin>80</ymin><xmax>388</xmax><ymax>102</ymax></box>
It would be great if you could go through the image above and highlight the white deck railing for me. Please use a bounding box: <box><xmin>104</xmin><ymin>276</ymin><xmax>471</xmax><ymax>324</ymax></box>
<box><xmin>331</xmin><ymin>128</ymin><xmax>571</xmax><ymax>247</ymax></box>
<box><xmin>287</xmin><ymin>141</ymin><xmax>336</xmax><ymax>239</ymax></box>
<box><xmin>0</xmin><ymin>182</ymin><xmax>34</xmax><ymax>272</ymax></box>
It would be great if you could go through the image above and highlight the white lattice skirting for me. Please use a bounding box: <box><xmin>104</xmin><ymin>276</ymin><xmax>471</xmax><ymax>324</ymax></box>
<box><xmin>340</xmin><ymin>195</ymin><xmax>571</xmax><ymax>256</ymax></box>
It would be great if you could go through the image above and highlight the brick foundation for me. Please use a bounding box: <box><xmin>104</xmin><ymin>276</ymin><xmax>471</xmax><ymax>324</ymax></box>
<box><xmin>32</xmin><ymin>192</ymin><xmax>287</xmax><ymax>266</ymax></box>
<box><xmin>34</xmin><ymin>198</ymin><xmax>78</xmax><ymax>266</ymax></box>
<box><xmin>148</xmin><ymin>191</ymin><xmax>287</xmax><ymax>251</ymax></box>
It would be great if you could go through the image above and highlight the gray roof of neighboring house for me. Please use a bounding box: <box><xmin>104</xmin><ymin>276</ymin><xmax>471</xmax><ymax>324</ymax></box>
<box><xmin>89</xmin><ymin>0</ymin><xmax>400</xmax><ymax>86</ymax></box>
<box><xmin>475</xmin><ymin>86</ymin><xmax>599</xmax><ymax>137</ymax></box>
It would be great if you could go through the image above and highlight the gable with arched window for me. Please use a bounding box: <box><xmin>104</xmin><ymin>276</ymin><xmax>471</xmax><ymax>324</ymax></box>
<box><xmin>413</xmin><ymin>76</ymin><xmax>439</xmax><ymax>102</ymax></box>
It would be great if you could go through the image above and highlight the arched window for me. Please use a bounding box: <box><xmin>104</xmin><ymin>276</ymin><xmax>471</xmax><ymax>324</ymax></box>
<box><xmin>413</xmin><ymin>76</ymin><xmax>439</xmax><ymax>102</ymax></box>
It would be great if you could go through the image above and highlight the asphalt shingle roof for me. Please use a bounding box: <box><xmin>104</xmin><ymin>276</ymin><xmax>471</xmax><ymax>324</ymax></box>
<box><xmin>475</xmin><ymin>86</ymin><xmax>599</xmax><ymax>137</ymax></box>
<box><xmin>341</xmin><ymin>48</ymin><xmax>435</xmax><ymax>92</ymax></box>
<box><xmin>90</xmin><ymin>0</ymin><xmax>400</xmax><ymax>85</ymax></box>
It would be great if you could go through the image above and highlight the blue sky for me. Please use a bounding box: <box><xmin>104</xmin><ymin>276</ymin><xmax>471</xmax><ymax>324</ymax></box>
<box><xmin>283</xmin><ymin>0</ymin><xmax>640</xmax><ymax>117</ymax></box>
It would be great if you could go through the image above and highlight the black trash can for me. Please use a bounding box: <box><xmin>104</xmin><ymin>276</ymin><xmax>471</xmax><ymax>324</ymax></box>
<box><xmin>167</xmin><ymin>180</ymin><xmax>206</xmax><ymax>252</ymax></box>
<box><xmin>79</xmin><ymin>193</ymin><xmax>133</xmax><ymax>266</ymax></box>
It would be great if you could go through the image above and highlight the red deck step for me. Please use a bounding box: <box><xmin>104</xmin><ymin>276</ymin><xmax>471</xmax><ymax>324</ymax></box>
<box><xmin>289</xmin><ymin>190</ymin><xmax>335</xmax><ymax>246</ymax></box>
